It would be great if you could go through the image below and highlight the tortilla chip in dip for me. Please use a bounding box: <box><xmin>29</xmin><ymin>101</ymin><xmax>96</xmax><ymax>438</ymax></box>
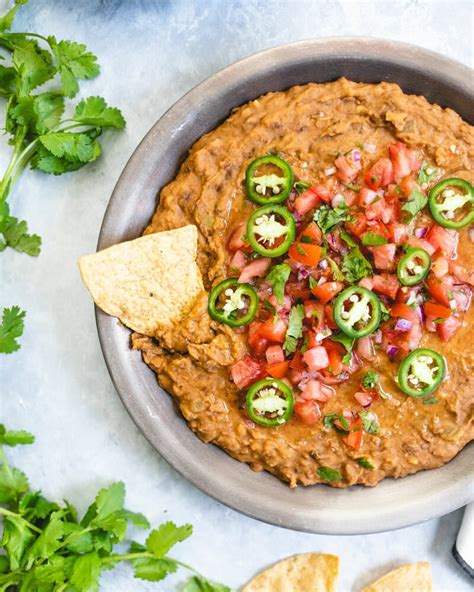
<box><xmin>78</xmin><ymin>225</ymin><xmax>203</xmax><ymax>335</ymax></box>
<box><xmin>361</xmin><ymin>562</ymin><xmax>432</xmax><ymax>592</ymax></box>
<box><xmin>242</xmin><ymin>553</ymin><xmax>339</xmax><ymax>592</ymax></box>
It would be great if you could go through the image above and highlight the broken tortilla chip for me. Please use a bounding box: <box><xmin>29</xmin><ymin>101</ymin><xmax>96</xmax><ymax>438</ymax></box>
<box><xmin>242</xmin><ymin>553</ymin><xmax>339</xmax><ymax>592</ymax></box>
<box><xmin>78</xmin><ymin>225</ymin><xmax>203</xmax><ymax>334</ymax></box>
<box><xmin>361</xmin><ymin>562</ymin><xmax>432</xmax><ymax>592</ymax></box>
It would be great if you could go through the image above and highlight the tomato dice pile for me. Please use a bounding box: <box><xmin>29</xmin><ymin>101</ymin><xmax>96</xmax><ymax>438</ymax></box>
<box><xmin>216</xmin><ymin>142</ymin><xmax>473</xmax><ymax>438</ymax></box>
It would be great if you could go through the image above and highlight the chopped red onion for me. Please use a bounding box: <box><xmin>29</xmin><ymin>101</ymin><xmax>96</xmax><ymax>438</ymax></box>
<box><xmin>315</xmin><ymin>328</ymin><xmax>332</xmax><ymax>342</ymax></box>
<box><xmin>415</xmin><ymin>304</ymin><xmax>425</xmax><ymax>322</ymax></box>
<box><xmin>415</xmin><ymin>227</ymin><xmax>428</xmax><ymax>239</ymax></box>
<box><xmin>324</xmin><ymin>166</ymin><xmax>336</xmax><ymax>176</ymax></box>
<box><xmin>317</xmin><ymin>276</ymin><xmax>327</xmax><ymax>286</ymax></box>
<box><xmin>386</xmin><ymin>345</ymin><xmax>400</xmax><ymax>357</ymax></box>
<box><xmin>363</xmin><ymin>143</ymin><xmax>377</xmax><ymax>153</ymax></box>
<box><xmin>374</xmin><ymin>330</ymin><xmax>383</xmax><ymax>344</ymax></box>
<box><xmin>331</xmin><ymin>193</ymin><xmax>345</xmax><ymax>208</ymax></box>
<box><xmin>352</xmin><ymin>149</ymin><xmax>361</xmax><ymax>162</ymax></box>
<box><xmin>297</xmin><ymin>266</ymin><xmax>310</xmax><ymax>281</ymax></box>
<box><xmin>326</xmin><ymin>233</ymin><xmax>339</xmax><ymax>252</ymax></box>
<box><xmin>318</xmin><ymin>258</ymin><xmax>329</xmax><ymax>270</ymax></box>
<box><xmin>395</xmin><ymin>318</ymin><xmax>413</xmax><ymax>332</ymax></box>
<box><xmin>292</xmin><ymin>210</ymin><xmax>302</xmax><ymax>222</ymax></box>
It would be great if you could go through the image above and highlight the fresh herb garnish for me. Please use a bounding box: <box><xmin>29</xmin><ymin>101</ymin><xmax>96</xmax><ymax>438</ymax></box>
<box><xmin>417</xmin><ymin>161</ymin><xmax>438</xmax><ymax>186</ymax></box>
<box><xmin>0</xmin><ymin>306</ymin><xmax>25</xmax><ymax>354</ymax></box>
<box><xmin>362</xmin><ymin>370</ymin><xmax>379</xmax><ymax>390</ymax></box>
<box><xmin>330</xmin><ymin>332</ymin><xmax>355</xmax><ymax>365</ymax></box>
<box><xmin>358</xmin><ymin>411</ymin><xmax>380</xmax><ymax>434</ymax></box>
<box><xmin>317</xmin><ymin>466</ymin><xmax>342</xmax><ymax>482</ymax></box>
<box><xmin>323</xmin><ymin>413</ymin><xmax>338</xmax><ymax>429</ymax></box>
<box><xmin>361</xmin><ymin>232</ymin><xmax>388</xmax><ymax>246</ymax></box>
<box><xmin>402</xmin><ymin>187</ymin><xmax>428</xmax><ymax>220</ymax></box>
<box><xmin>380</xmin><ymin>301</ymin><xmax>391</xmax><ymax>322</ymax></box>
<box><xmin>296</xmin><ymin>243</ymin><xmax>307</xmax><ymax>256</ymax></box>
<box><xmin>265</xmin><ymin>263</ymin><xmax>291</xmax><ymax>306</ymax></box>
<box><xmin>342</xmin><ymin>247</ymin><xmax>372</xmax><ymax>283</ymax></box>
<box><xmin>309</xmin><ymin>276</ymin><xmax>318</xmax><ymax>290</ymax></box>
<box><xmin>300</xmin><ymin>234</ymin><xmax>311</xmax><ymax>244</ymax></box>
<box><xmin>357</xmin><ymin>457</ymin><xmax>375</xmax><ymax>470</ymax></box>
<box><xmin>422</xmin><ymin>397</ymin><xmax>439</xmax><ymax>405</ymax></box>
<box><xmin>325</xmin><ymin>255</ymin><xmax>344</xmax><ymax>281</ymax></box>
<box><xmin>0</xmin><ymin>424</ymin><xmax>229</xmax><ymax>590</ymax></box>
<box><xmin>322</xmin><ymin>413</ymin><xmax>350</xmax><ymax>432</ymax></box>
<box><xmin>283</xmin><ymin>304</ymin><xmax>304</xmax><ymax>353</ymax></box>
<box><xmin>340</xmin><ymin>230</ymin><xmax>357</xmax><ymax>248</ymax></box>
<box><xmin>293</xmin><ymin>181</ymin><xmax>311</xmax><ymax>195</ymax></box>
<box><xmin>313</xmin><ymin>203</ymin><xmax>350</xmax><ymax>234</ymax></box>
<box><xmin>263</xmin><ymin>299</ymin><xmax>278</xmax><ymax>323</ymax></box>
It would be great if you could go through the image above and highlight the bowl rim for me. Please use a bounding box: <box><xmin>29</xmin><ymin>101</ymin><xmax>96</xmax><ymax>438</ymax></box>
<box><xmin>96</xmin><ymin>37</ymin><xmax>474</xmax><ymax>535</ymax></box>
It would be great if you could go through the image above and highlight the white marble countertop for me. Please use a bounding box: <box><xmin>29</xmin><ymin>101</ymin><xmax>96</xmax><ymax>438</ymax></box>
<box><xmin>1</xmin><ymin>1</ymin><xmax>473</xmax><ymax>590</ymax></box>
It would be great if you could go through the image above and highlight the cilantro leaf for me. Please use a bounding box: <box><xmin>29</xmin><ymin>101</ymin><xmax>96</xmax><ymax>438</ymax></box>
<box><xmin>73</xmin><ymin>96</ymin><xmax>125</xmax><ymax>128</ymax></box>
<box><xmin>34</xmin><ymin>92</ymin><xmax>65</xmax><ymax>133</ymax></box>
<box><xmin>317</xmin><ymin>466</ymin><xmax>342</xmax><ymax>481</ymax></box>
<box><xmin>293</xmin><ymin>181</ymin><xmax>310</xmax><ymax>195</ymax></box>
<box><xmin>325</xmin><ymin>255</ymin><xmax>344</xmax><ymax>281</ymax></box>
<box><xmin>0</xmin><ymin>0</ymin><xmax>28</xmax><ymax>33</ymax></box>
<box><xmin>330</xmin><ymin>333</ymin><xmax>354</xmax><ymax>365</ymax></box>
<box><xmin>46</xmin><ymin>36</ymin><xmax>100</xmax><ymax>98</ymax></box>
<box><xmin>342</xmin><ymin>247</ymin><xmax>372</xmax><ymax>283</ymax></box>
<box><xmin>39</xmin><ymin>131</ymin><xmax>100</xmax><ymax>163</ymax></box>
<box><xmin>0</xmin><ymin>306</ymin><xmax>26</xmax><ymax>353</ymax></box>
<box><xmin>0</xmin><ymin>206</ymin><xmax>42</xmax><ymax>256</ymax></box>
<box><xmin>283</xmin><ymin>304</ymin><xmax>304</xmax><ymax>353</ymax></box>
<box><xmin>340</xmin><ymin>230</ymin><xmax>357</xmax><ymax>248</ymax></box>
<box><xmin>0</xmin><ymin>64</ymin><xmax>16</xmax><ymax>96</ymax></box>
<box><xmin>422</xmin><ymin>397</ymin><xmax>439</xmax><ymax>405</ymax></box>
<box><xmin>11</xmin><ymin>37</ymin><xmax>54</xmax><ymax>95</ymax></box>
<box><xmin>265</xmin><ymin>263</ymin><xmax>291</xmax><ymax>305</ymax></box>
<box><xmin>25</xmin><ymin>510</ymin><xmax>65</xmax><ymax>566</ymax></box>
<box><xmin>362</xmin><ymin>370</ymin><xmax>378</xmax><ymax>390</ymax></box>
<box><xmin>1</xmin><ymin>515</ymin><xmax>36</xmax><ymax>570</ymax></box>
<box><xmin>31</xmin><ymin>144</ymin><xmax>89</xmax><ymax>175</ymax></box>
<box><xmin>314</xmin><ymin>203</ymin><xmax>349</xmax><ymax>234</ymax></box>
<box><xmin>361</xmin><ymin>232</ymin><xmax>388</xmax><ymax>246</ymax></box>
<box><xmin>0</xmin><ymin>428</ymin><xmax>34</xmax><ymax>447</ymax></box>
<box><xmin>146</xmin><ymin>521</ymin><xmax>193</xmax><ymax>558</ymax></box>
<box><xmin>402</xmin><ymin>187</ymin><xmax>428</xmax><ymax>219</ymax></box>
<box><xmin>184</xmin><ymin>576</ymin><xmax>232</xmax><ymax>592</ymax></box>
<box><xmin>357</xmin><ymin>457</ymin><xmax>375</xmax><ymax>469</ymax></box>
<box><xmin>131</xmin><ymin>557</ymin><xmax>178</xmax><ymax>582</ymax></box>
<box><xmin>0</xmin><ymin>465</ymin><xmax>29</xmax><ymax>503</ymax></box>
<box><xmin>70</xmin><ymin>551</ymin><xmax>102</xmax><ymax>592</ymax></box>
<box><xmin>359</xmin><ymin>411</ymin><xmax>380</xmax><ymax>434</ymax></box>
<box><xmin>417</xmin><ymin>161</ymin><xmax>438</xmax><ymax>186</ymax></box>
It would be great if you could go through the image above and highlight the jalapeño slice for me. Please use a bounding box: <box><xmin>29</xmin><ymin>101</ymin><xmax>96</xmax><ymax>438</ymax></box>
<box><xmin>398</xmin><ymin>348</ymin><xmax>446</xmax><ymax>397</ymax></box>
<box><xmin>397</xmin><ymin>248</ymin><xmax>431</xmax><ymax>286</ymax></box>
<box><xmin>246</xmin><ymin>204</ymin><xmax>296</xmax><ymax>257</ymax></box>
<box><xmin>333</xmin><ymin>286</ymin><xmax>381</xmax><ymax>338</ymax></box>
<box><xmin>428</xmin><ymin>177</ymin><xmax>474</xmax><ymax>229</ymax></box>
<box><xmin>245</xmin><ymin>155</ymin><xmax>294</xmax><ymax>205</ymax></box>
<box><xmin>246</xmin><ymin>378</ymin><xmax>294</xmax><ymax>427</ymax></box>
<box><xmin>208</xmin><ymin>278</ymin><xmax>258</xmax><ymax>327</ymax></box>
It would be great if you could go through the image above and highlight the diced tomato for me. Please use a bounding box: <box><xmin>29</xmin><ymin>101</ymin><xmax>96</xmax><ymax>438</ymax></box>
<box><xmin>431</xmin><ymin>254</ymin><xmax>449</xmax><ymax>279</ymax></box>
<box><xmin>356</xmin><ymin>336</ymin><xmax>375</xmax><ymax>361</ymax></box>
<box><xmin>335</xmin><ymin>151</ymin><xmax>362</xmax><ymax>183</ymax></box>
<box><xmin>265</xmin><ymin>360</ymin><xmax>290</xmax><ymax>379</ymax></box>
<box><xmin>390</xmin><ymin>302</ymin><xmax>419</xmax><ymax>324</ymax></box>
<box><xmin>388</xmin><ymin>222</ymin><xmax>408</xmax><ymax>245</ymax></box>
<box><xmin>426</xmin><ymin>225</ymin><xmax>458</xmax><ymax>258</ymax></box>
<box><xmin>449</xmin><ymin>262</ymin><xmax>474</xmax><ymax>287</ymax></box>
<box><xmin>407</xmin><ymin>319</ymin><xmax>423</xmax><ymax>350</ymax></box>
<box><xmin>265</xmin><ymin>344</ymin><xmax>285</xmax><ymax>364</ymax></box>
<box><xmin>311</xmin><ymin>281</ymin><xmax>344</xmax><ymax>304</ymax></box>
<box><xmin>299</xmin><ymin>221</ymin><xmax>323</xmax><ymax>245</ymax></box>
<box><xmin>285</xmin><ymin>281</ymin><xmax>311</xmax><ymax>301</ymax></box>
<box><xmin>294</xmin><ymin>187</ymin><xmax>322</xmax><ymax>216</ymax></box>
<box><xmin>238</xmin><ymin>258</ymin><xmax>271</xmax><ymax>283</ymax></box>
<box><xmin>354</xmin><ymin>391</ymin><xmax>374</xmax><ymax>407</ymax></box>
<box><xmin>289</xmin><ymin>242</ymin><xmax>322</xmax><ymax>267</ymax></box>
<box><xmin>326</xmin><ymin>347</ymin><xmax>343</xmax><ymax>375</ymax></box>
<box><xmin>399</xmin><ymin>174</ymin><xmax>420</xmax><ymax>198</ymax></box>
<box><xmin>366</xmin><ymin>220</ymin><xmax>391</xmax><ymax>239</ymax></box>
<box><xmin>365</xmin><ymin>196</ymin><xmax>386</xmax><ymax>221</ymax></box>
<box><xmin>228</xmin><ymin>222</ymin><xmax>250</xmax><ymax>252</ymax></box>
<box><xmin>452</xmin><ymin>286</ymin><xmax>472</xmax><ymax>313</ymax></box>
<box><xmin>268</xmin><ymin>294</ymin><xmax>292</xmax><ymax>312</ymax></box>
<box><xmin>307</xmin><ymin>330</ymin><xmax>319</xmax><ymax>349</ymax></box>
<box><xmin>259</xmin><ymin>317</ymin><xmax>288</xmax><ymax>343</ymax></box>
<box><xmin>405</xmin><ymin>236</ymin><xmax>436</xmax><ymax>256</ymax></box>
<box><xmin>389</xmin><ymin>142</ymin><xmax>411</xmax><ymax>183</ymax></box>
<box><xmin>313</xmin><ymin>184</ymin><xmax>332</xmax><ymax>203</ymax></box>
<box><xmin>294</xmin><ymin>399</ymin><xmax>321</xmax><ymax>425</ymax></box>
<box><xmin>301</xmin><ymin>379</ymin><xmax>334</xmax><ymax>403</ymax></box>
<box><xmin>424</xmin><ymin>302</ymin><xmax>451</xmax><ymax>319</ymax></box>
<box><xmin>248</xmin><ymin>322</ymin><xmax>268</xmax><ymax>356</ymax></box>
<box><xmin>324</xmin><ymin>304</ymin><xmax>337</xmax><ymax>329</ymax></box>
<box><xmin>344</xmin><ymin>417</ymin><xmax>363</xmax><ymax>450</ymax></box>
<box><xmin>369</xmin><ymin>243</ymin><xmax>396</xmax><ymax>271</ymax></box>
<box><xmin>364</xmin><ymin>157</ymin><xmax>394</xmax><ymax>190</ymax></box>
<box><xmin>229</xmin><ymin>249</ymin><xmax>247</xmax><ymax>272</ymax></box>
<box><xmin>426</xmin><ymin>274</ymin><xmax>454</xmax><ymax>307</ymax></box>
<box><xmin>358</xmin><ymin>187</ymin><xmax>378</xmax><ymax>207</ymax></box>
<box><xmin>437</xmin><ymin>315</ymin><xmax>463</xmax><ymax>342</ymax></box>
<box><xmin>407</xmin><ymin>148</ymin><xmax>423</xmax><ymax>173</ymax></box>
<box><xmin>372</xmin><ymin>274</ymin><xmax>399</xmax><ymax>299</ymax></box>
<box><xmin>289</xmin><ymin>351</ymin><xmax>306</xmax><ymax>370</ymax></box>
<box><xmin>303</xmin><ymin>346</ymin><xmax>330</xmax><ymax>372</ymax></box>
<box><xmin>230</xmin><ymin>355</ymin><xmax>264</xmax><ymax>389</ymax></box>
<box><xmin>358</xmin><ymin>276</ymin><xmax>374</xmax><ymax>290</ymax></box>
<box><xmin>304</xmin><ymin>299</ymin><xmax>324</xmax><ymax>320</ymax></box>
<box><xmin>345</xmin><ymin>212</ymin><xmax>368</xmax><ymax>237</ymax></box>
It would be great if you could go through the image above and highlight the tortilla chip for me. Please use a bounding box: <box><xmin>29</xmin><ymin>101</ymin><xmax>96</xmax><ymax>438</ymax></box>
<box><xmin>78</xmin><ymin>225</ymin><xmax>203</xmax><ymax>334</ymax></box>
<box><xmin>361</xmin><ymin>562</ymin><xmax>432</xmax><ymax>592</ymax></box>
<box><xmin>242</xmin><ymin>553</ymin><xmax>339</xmax><ymax>592</ymax></box>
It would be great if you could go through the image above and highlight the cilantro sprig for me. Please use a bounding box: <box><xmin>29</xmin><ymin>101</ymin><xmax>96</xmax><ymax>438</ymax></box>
<box><xmin>0</xmin><ymin>424</ymin><xmax>230</xmax><ymax>591</ymax></box>
<box><xmin>0</xmin><ymin>306</ymin><xmax>25</xmax><ymax>353</ymax></box>
<box><xmin>283</xmin><ymin>304</ymin><xmax>304</xmax><ymax>353</ymax></box>
<box><xmin>0</xmin><ymin>0</ymin><xmax>125</xmax><ymax>257</ymax></box>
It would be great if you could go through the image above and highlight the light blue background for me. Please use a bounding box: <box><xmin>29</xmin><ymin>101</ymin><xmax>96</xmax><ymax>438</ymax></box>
<box><xmin>1</xmin><ymin>1</ymin><xmax>473</xmax><ymax>590</ymax></box>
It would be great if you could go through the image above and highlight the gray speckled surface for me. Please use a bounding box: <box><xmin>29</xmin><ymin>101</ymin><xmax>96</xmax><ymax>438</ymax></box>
<box><xmin>1</xmin><ymin>1</ymin><xmax>473</xmax><ymax>590</ymax></box>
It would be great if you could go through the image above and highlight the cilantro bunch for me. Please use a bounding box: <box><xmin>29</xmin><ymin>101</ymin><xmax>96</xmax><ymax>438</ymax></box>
<box><xmin>0</xmin><ymin>0</ymin><xmax>125</xmax><ymax>256</ymax></box>
<box><xmin>0</xmin><ymin>425</ymin><xmax>230</xmax><ymax>591</ymax></box>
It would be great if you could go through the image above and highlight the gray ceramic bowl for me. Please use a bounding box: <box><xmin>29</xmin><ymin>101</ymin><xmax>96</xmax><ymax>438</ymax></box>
<box><xmin>97</xmin><ymin>38</ymin><xmax>474</xmax><ymax>534</ymax></box>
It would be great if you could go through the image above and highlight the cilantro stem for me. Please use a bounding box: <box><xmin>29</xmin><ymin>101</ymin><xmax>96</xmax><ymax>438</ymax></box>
<box><xmin>0</xmin><ymin>507</ymin><xmax>43</xmax><ymax>534</ymax></box>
